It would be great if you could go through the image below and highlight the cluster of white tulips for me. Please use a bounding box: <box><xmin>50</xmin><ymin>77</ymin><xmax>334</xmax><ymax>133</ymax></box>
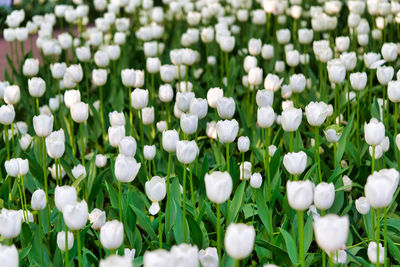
<box><xmin>2</xmin><ymin>0</ymin><xmax>400</xmax><ymax>266</ymax></box>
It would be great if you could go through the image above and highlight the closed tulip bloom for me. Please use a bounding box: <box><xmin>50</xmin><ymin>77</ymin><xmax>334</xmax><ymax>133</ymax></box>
<box><xmin>159</xmin><ymin>84</ymin><xmax>174</xmax><ymax>103</ymax></box>
<box><xmin>176</xmin><ymin>92</ymin><xmax>194</xmax><ymax>112</ymax></box>
<box><xmin>5</xmin><ymin>158</ymin><xmax>19</xmax><ymax>177</ymax></box>
<box><xmin>176</xmin><ymin>140</ymin><xmax>198</xmax><ymax>164</ymax></box>
<box><xmin>64</xmin><ymin>90</ymin><xmax>81</xmax><ymax>109</ymax></box>
<box><xmin>264</xmin><ymin>74</ymin><xmax>283</xmax><ymax>92</ymax></box>
<box><xmin>289</xmin><ymin>74</ymin><xmax>306</xmax><ymax>93</ymax></box>
<box><xmin>146</xmin><ymin>57</ymin><xmax>161</xmax><ymax>74</ymax></box>
<box><xmin>119</xmin><ymin>136</ymin><xmax>137</xmax><ymax>157</ymax></box>
<box><xmin>94</xmin><ymin>51</ymin><xmax>109</xmax><ymax>67</ymax></box>
<box><xmin>190</xmin><ymin>98</ymin><xmax>208</xmax><ymax>119</ymax></box>
<box><xmin>121</xmin><ymin>69</ymin><xmax>136</xmax><ymax>87</ymax></box>
<box><xmin>108</xmin><ymin>111</ymin><xmax>125</xmax><ymax>127</ymax></box>
<box><xmin>95</xmin><ymin>154</ymin><xmax>107</xmax><ymax>168</ymax></box>
<box><xmin>335</xmin><ymin>36</ymin><xmax>350</xmax><ymax>52</ymax></box>
<box><xmin>248</xmin><ymin>38</ymin><xmax>261</xmax><ymax>56</ymax></box>
<box><xmin>381</xmin><ymin>42</ymin><xmax>398</xmax><ymax>62</ymax></box>
<box><xmin>76</xmin><ymin>46</ymin><xmax>91</xmax><ymax>62</ymax></box>
<box><xmin>365</xmin><ymin>168</ymin><xmax>399</xmax><ymax>208</ymax></box>
<box><xmin>216</xmin><ymin>119</ymin><xmax>239</xmax><ymax>143</ymax></box>
<box><xmin>162</xmin><ymin>130</ymin><xmax>179</xmax><ymax>153</ymax></box>
<box><xmin>107</xmin><ymin>45</ymin><xmax>121</xmax><ymax>61</ymax></box>
<box><xmin>350</xmin><ymin>72</ymin><xmax>367</xmax><ymax>91</ymax></box>
<box><xmin>224</xmin><ymin>223</ymin><xmax>255</xmax><ymax>260</ymax></box>
<box><xmin>324</xmin><ymin>128</ymin><xmax>341</xmax><ymax>143</ymax></box>
<box><xmin>145</xmin><ymin>176</ymin><xmax>166</xmax><ymax>215</ymax></box>
<box><xmin>63</xmin><ymin>200</ymin><xmax>88</xmax><ymax>230</ymax></box>
<box><xmin>364</xmin><ymin>52</ymin><xmax>381</xmax><ymax>69</ymax></box>
<box><xmin>179</xmin><ymin>114</ymin><xmax>197</xmax><ymax>136</ymax></box>
<box><xmin>207</xmin><ymin>87</ymin><xmax>223</xmax><ymax>108</ymax></box>
<box><xmin>55</xmin><ymin>185</ymin><xmax>77</xmax><ymax>212</ymax></box>
<box><xmin>217</xmin><ymin>97</ymin><xmax>235</xmax><ymax>119</ymax></box>
<box><xmin>72</xmin><ymin>164</ymin><xmax>86</xmax><ymax>179</ymax></box>
<box><xmin>256</xmin><ymin>89</ymin><xmax>273</xmax><ymax>107</ymax></box>
<box><xmin>276</xmin><ymin>29</ymin><xmax>291</xmax><ymax>44</ymax></box>
<box><xmin>239</xmin><ymin>161</ymin><xmax>252</xmax><ymax>180</ymax></box>
<box><xmin>286</xmin><ymin>50</ymin><xmax>300</xmax><ymax>67</ymax></box>
<box><xmin>313</xmin><ymin>214</ymin><xmax>349</xmax><ymax>253</ymax></box>
<box><xmin>287</xmin><ymin>180</ymin><xmax>313</xmax><ymax>210</ymax></box>
<box><xmin>376</xmin><ymin>66</ymin><xmax>394</xmax><ymax>85</ymax></box>
<box><xmin>0</xmin><ymin>244</ymin><xmax>18</xmax><ymax>267</ymax></box>
<box><xmin>144</xmin><ymin>145</ymin><xmax>156</xmax><ymax>160</ymax></box>
<box><xmin>298</xmin><ymin>29</ymin><xmax>314</xmax><ymax>45</ymax></box>
<box><xmin>327</xmin><ymin>59</ymin><xmax>346</xmax><ymax>84</ymax></box>
<box><xmin>364</xmin><ymin>118</ymin><xmax>385</xmax><ymax>146</ymax></box>
<box><xmin>261</xmin><ymin>44</ymin><xmax>274</xmax><ymax>60</ymax></box>
<box><xmin>248</xmin><ymin>67</ymin><xmax>263</xmax><ymax>86</ymax></box>
<box><xmin>0</xmin><ymin>104</ymin><xmax>15</xmax><ymax>125</ymax></box>
<box><xmin>355</xmin><ymin>197</ymin><xmax>370</xmax><ymax>215</ymax></box>
<box><xmin>17</xmin><ymin>158</ymin><xmax>28</xmax><ymax>176</ymax></box>
<box><xmin>305</xmin><ymin>101</ymin><xmax>329</xmax><ymax>126</ymax></box>
<box><xmin>65</xmin><ymin>64</ymin><xmax>83</xmax><ymax>83</ymax></box>
<box><xmin>257</xmin><ymin>106</ymin><xmax>275</xmax><ymax>128</ymax></box>
<box><xmin>71</xmin><ymin>102</ymin><xmax>89</xmax><ymax>123</ymax></box>
<box><xmin>31</xmin><ymin>189</ymin><xmax>46</xmax><ymax>211</ymax></box>
<box><xmin>92</xmin><ymin>69</ymin><xmax>108</xmax><ymax>87</ymax></box>
<box><xmin>205</xmin><ymin>171</ymin><xmax>233</xmax><ymax>204</ymax></box>
<box><xmin>100</xmin><ymin>255</ymin><xmax>133</xmax><ymax>267</ymax></box>
<box><xmin>160</xmin><ymin>65</ymin><xmax>175</xmax><ymax>83</ymax></box>
<box><xmin>57</xmin><ymin>231</ymin><xmax>74</xmax><ymax>251</ymax></box>
<box><xmin>314</xmin><ymin>182</ymin><xmax>335</xmax><ymax>210</ymax></box>
<box><xmin>367</xmin><ymin>242</ymin><xmax>384</xmax><ymax>264</ymax></box>
<box><xmin>238</xmin><ymin>136</ymin><xmax>250</xmax><ymax>152</ymax></box>
<box><xmin>89</xmin><ymin>208</ymin><xmax>106</xmax><ymax>230</ymax></box>
<box><xmin>108</xmin><ymin>126</ymin><xmax>125</xmax><ymax>147</ymax></box>
<box><xmin>388</xmin><ymin>80</ymin><xmax>400</xmax><ymax>102</ymax></box>
<box><xmin>0</xmin><ymin>209</ymin><xmax>22</xmax><ymax>238</ymax></box>
<box><xmin>143</xmin><ymin>249</ymin><xmax>172</xmax><ymax>267</ymax></box>
<box><xmin>28</xmin><ymin>77</ymin><xmax>45</xmax><ymax>97</ymax></box>
<box><xmin>22</xmin><ymin>58</ymin><xmax>39</xmax><ymax>77</ymax></box>
<box><xmin>340</xmin><ymin>52</ymin><xmax>357</xmax><ymax>71</ymax></box>
<box><xmin>283</xmin><ymin>151</ymin><xmax>307</xmax><ymax>176</ymax></box>
<box><xmin>100</xmin><ymin>220</ymin><xmax>124</xmax><ymax>250</ymax></box>
<box><xmin>131</xmin><ymin>89</ymin><xmax>149</xmax><ymax>110</ymax></box>
<box><xmin>199</xmin><ymin>247</ymin><xmax>218</xmax><ymax>267</ymax></box>
<box><xmin>4</xmin><ymin>85</ymin><xmax>20</xmax><ymax>105</ymax></box>
<box><xmin>45</xmin><ymin>129</ymin><xmax>65</xmax><ymax>159</ymax></box>
<box><xmin>281</xmin><ymin>107</ymin><xmax>302</xmax><ymax>132</ymax></box>
<box><xmin>115</xmin><ymin>154</ymin><xmax>141</xmax><ymax>182</ymax></box>
<box><xmin>219</xmin><ymin>36</ymin><xmax>235</xmax><ymax>52</ymax></box>
<box><xmin>250</xmin><ymin>173</ymin><xmax>263</xmax><ymax>188</ymax></box>
<box><xmin>33</xmin><ymin>114</ymin><xmax>53</xmax><ymax>137</ymax></box>
<box><xmin>243</xmin><ymin>56</ymin><xmax>257</xmax><ymax>73</ymax></box>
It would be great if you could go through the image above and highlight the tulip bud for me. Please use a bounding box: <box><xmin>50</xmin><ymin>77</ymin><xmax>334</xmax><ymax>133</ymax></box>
<box><xmin>239</xmin><ymin>161</ymin><xmax>252</xmax><ymax>180</ymax></box>
<box><xmin>180</xmin><ymin>114</ymin><xmax>198</xmax><ymax>135</ymax></box>
<box><xmin>376</xmin><ymin>66</ymin><xmax>394</xmax><ymax>85</ymax></box>
<box><xmin>22</xmin><ymin>58</ymin><xmax>39</xmax><ymax>77</ymax></box>
<box><xmin>289</xmin><ymin>74</ymin><xmax>306</xmax><ymax>94</ymax></box>
<box><xmin>159</xmin><ymin>84</ymin><xmax>174</xmax><ymax>103</ymax></box>
<box><xmin>350</xmin><ymin>72</ymin><xmax>367</xmax><ymax>91</ymax></box>
<box><xmin>71</xmin><ymin>102</ymin><xmax>89</xmax><ymax>123</ymax></box>
<box><xmin>63</xmin><ymin>200</ymin><xmax>88</xmax><ymax>230</ymax></box>
<box><xmin>57</xmin><ymin>231</ymin><xmax>74</xmax><ymax>251</ymax></box>
<box><xmin>281</xmin><ymin>107</ymin><xmax>302</xmax><ymax>132</ymax></box>
<box><xmin>28</xmin><ymin>77</ymin><xmax>46</xmax><ymax>98</ymax></box>
<box><xmin>176</xmin><ymin>92</ymin><xmax>194</xmax><ymax>112</ymax></box>
<box><xmin>0</xmin><ymin>104</ymin><xmax>15</xmax><ymax>125</ymax></box>
<box><xmin>305</xmin><ymin>101</ymin><xmax>329</xmax><ymax>126</ymax></box>
<box><xmin>0</xmin><ymin>244</ymin><xmax>19</xmax><ymax>267</ymax></box>
<box><xmin>64</xmin><ymin>90</ymin><xmax>81</xmax><ymax>109</ymax></box>
<box><xmin>162</xmin><ymin>130</ymin><xmax>179</xmax><ymax>153</ymax></box>
<box><xmin>367</xmin><ymin>242</ymin><xmax>384</xmax><ymax>264</ymax></box>
<box><xmin>55</xmin><ymin>185</ymin><xmax>77</xmax><ymax>212</ymax></box>
<box><xmin>313</xmin><ymin>214</ymin><xmax>349</xmax><ymax>253</ymax></box>
<box><xmin>365</xmin><ymin>168</ymin><xmax>399</xmax><ymax>208</ymax></box>
<box><xmin>388</xmin><ymin>80</ymin><xmax>400</xmax><ymax>103</ymax></box>
<box><xmin>119</xmin><ymin>136</ymin><xmax>137</xmax><ymax>157</ymax></box>
<box><xmin>31</xmin><ymin>189</ymin><xmax>46</xmax><ymax>211</ymax></box>
<box><xmin>207</xmin><ymin>87</ymin><xmax>223</xmax><ymax>108</ymax></box>
<box><xmin>381</xmin><ymin>42</ymin><xmax>397</xmax><ymax>62</ymax></box>
<box><xmin>145</xmin><ymin>176</ymin><xmax>166</xmax><ymax>215</ymax></box>
<box><xmin>95</xmin><ymin>154</ymin><xmax>107</xmax><ymax>168</ymax></box>
<box><xmin>160</xmin><ymin>65</ymin><xmax>175</xmax><ymax>83</ymax></box>
<box><xmin>364</xmin><ymin>118</ymin><xmax>385</xmax><ymax>146</ymax></box>
<box><xmin>205</xmin><ymin>171</ymin><xmax>232</xmax><ymax>204</ymax></box>
<box><xmin>216</xmin><ymin>97</ymin><xmax>235</xmax><ymax>119</ymax></box>
<box><xmin>314</xmin><ymin>182</ymin><xmax>335</xmax><ymax>210</ymax></box>
<box><xmin>114</xmin><ymin>154</ymin><xmax>141</xmax><ymax>182</ymax></box>
<box><xmin>45</xmin><ymin>129</ymin><xmax>65</xmax><ymax>159</ymax></box>
<box><xmin>5</xmin><ymin>159</ymin><xmax>19</xmax><ymax>177</ymax></box>
<box><xmin>287</xmin><ymin>180</ymin><xmax>314</xmax><ymax>211</ymax></box>
<box><xmin>250</xmin><ymin>173</ymin><xmax>263</xmax><ymax>189</ymax></box>
<box><xmin>248</xmin><ymin>67</ymin><xmax>263</xmax><ymax>87</ymax></box>
<box><xmin>238</xmin><ymin>136</ymin><xmax>250</xmax><ymax>153</ymax></box>
<box><xmin>176</xmin><ymin>140</ymin><xmax>198</xmax><ymax>164</ymax></box>
<box><xmin>108</xmin><ymin>126</ymin><xmax>125</xmax><ymax>148</ymax></box>
<box><xmin>76</xmin><ymin>46</ymin><xmax>91</xmax><ymax>62</ymax></box>
<box><xmin>189</xmin><ymin>98</ymin><xmax>208</xmax><ymax>119</ymax></box>
<box><xmin>355</xmin><ymin>196</ymin><xmax>370</xmax><ymax>215</ymax></box>
<box><xmin>264</xmin><ymin>74</ymin><xmax>283</xmax><ymax>92</ymax></box>
<box><xmin>72</xmin><ymin>164</ymin><xmax>86</xmax><ymax>179</ymax></box>
<box><xmin>17</xmin><ymin>158</ymin><xmax>28</xmax><ymax>176</ymax></box>
<box><xmin>216</xmin><ymin>119</ymin><xmax>239</xmax><ymax>144</ymax></box>
<box><xmin>342</xmin><ymin>175</ymin><xmax>352</xmax><ymax>192</ymax></box>
<box><xmin>100</xmin><ymin>220</ymin><xmax>124</xmax><ymax>250</ymax></box>
<box><xmin>94</xmin><ymin>51</ymin><xmax>110</xmax><ymax>67</ymax></box>
<box><xmin>143</xmin><ymin>145</ymin><xmax>156</xmax><ymax>161</ymax></box>
<box><xmin>327</xmin><ymin>59</ymin><xmax>346</xmax><ymax>84</ymax></box>
<box><xmin>224</xmin><ymin>223</ymin><xmax>255</xmax><ymax>260</ymax></box>
<box><xmin>199</xmin><ymin>247</ymin><xmax>218</xmax><ymax>267</ymax></box>
<box><xmin>4</xmin><ymin>85</ymin><xmax>20</xmax><ymax>105</ymax></box>
<box><xmin>131</xmin><ymin>89</ymin><xmax>149</xmax><ymax>110</ymax></box>
<box><xmin>121</xmin><ymin>69</ymin><xmax>136</xmax><ymax>87</ymax></box>
<box><xmin>89</xmin><ymin>208</ymin><xmax>106</xmax><ymax>230</ymax></box>
<box><xmin>0</xmin><ymin>209</ymin><xmax>22</xmax><ymax>238</ymax></box>
<box><xmin>92</xmin><ymin>69</ymin><xmax>108</xmax><ymax>87</ymax></box>
<box><xmin>257</xmin><ymin>106</ymin><xmax>275</xmax><ymax>128</ymax></box>
<box><xmin>335</xmin><ymin>36</ymin><xmax>350</xmax><ymax>52</ymax></box>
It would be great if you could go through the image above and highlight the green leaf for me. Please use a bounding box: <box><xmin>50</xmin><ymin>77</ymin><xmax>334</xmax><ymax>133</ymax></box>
<box><xmin>227</xmin><ymin>180</ymin><xmax>245</xmax><ymax>224</ymax></box>
<box><xmin>279</xmin><ymin>228</ymin><xmax>298</xmax><ymax>265</ymax></box>
<box><xmin>255</xmin><ymin>190</ymin><xmax>271</xmax><ymax>234</ymax></box>
<box><xmin>129</xmin><ymin>204</ymin><xmax>158</xmax><ymax>240</ymax></box>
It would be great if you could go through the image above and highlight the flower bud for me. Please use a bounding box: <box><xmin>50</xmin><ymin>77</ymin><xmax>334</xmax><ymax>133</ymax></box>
<box><xmin>46</xmin><ymin>129</ymin><xmax>65</xmax><ymax>159</ymax></box>
<box><xmin>364</xmin><ymin>118</ymin><xmax>385</xmax><ymax>146</ymax></box>
<box><xmin>205</xmin><ymin>171</ymin><xmax>232</xmax><ymax>204</ymax></box>
<box><xmin>381</xmin><ymin>42</ymin><xmax>397</xmax><ymax>62</ymax></box>
<box><xmin>217</xmin><ymin>97</ymin><xmax>235</xmax><ymax>119</ymax></box>
<box><xmin>71</xmin><ymin>102</ymin><xmax>89</xmax><ymax>123</ymax></box>
<box><xmin>314</xmin><ymin>214</ymin><xmax>349</xmax><ymax>253</ymax></box>
<box><xmin>0</xmin><ymin>209</ymin><xmax>22</xmax><ymax>238</ymax></box>
<box><xmin>281</xmin><ymin>107</ymin><xmax>302</xmax><ymax>132</ymax></box>
<box><xmin>376</xmin><ymin>66</ymin><xmax>394</xmax><ymax>85</ymax></box>
<box><xmin>162</xmin><ymin>130</ymin><xmax>179</xmax><ymax>153</ymax></box>
<box><xmin>121</xmin><ymin>69</ymin><xmax>136</xmax><ymax>87</ymax></box>
<box><xmin>144</xmin><ymin>145</ymin><xmax>156</xmax><ymax>160</ymax></box>
<box><xmin>55</xmin><ymin>185</ymin><xmax>77</xmax><ymax>212</ymax></box>
<box><xmin>0</xmin><ymin>104</ymin><xmax>15</xmax><ymax>125</ymax></box>
<box><xmin>239</xmin><ymin>161</ymin><xmax>252</xmax><ymax>180</ymax></box>
<box><xmin>95</xmin><ymin>154</ymin><xmax>107</xmax><ymax>168</ymax></box>
<box><xmin>365</xmin><ymin>168</ymin><xmax>399</xmax><ymax>208</ymax></box>
<box><xmin>176</xmin><ymin>92</ymin><xmax>195</xmax><ymax>112</ymax></box>
<box><xmin>92</xmin><ymin>69</ymin><xmax>108</xmax><ymax>87</ymax></box>
<box><xmin>57</xmin><ymin>231</ymin><xmax>74</xmax><ymax>252</ymax></box>
<box><xmin>159</xmin><ymin>84</ymin><xmax>174</xmax><ymax>103</ymax></box>
<box><xmin>4</xmin><ymin>85</ymin><xmax>20</xmax><ymax>105</ymax></box>
<box><xmin>224</xmin><ymin>223</ymin><xmax>255</xmax><ymax>260</ymax></box>
<box><xmin>119</xmin><ymin>136</ymin><xmax>137</xmax><ymax>157</ymax></box>
<box><xmin>100</xmin><ymin>220</ymin><xmax>124</xmax><ymax>250</ymax></box>
<box><xmin>108</xmin><ymin>126</ymin><xmax>125</xmax><ymax>147</ymax></box>
<box><xmin>287</xmin><ymin>180</ymin><xmax>314</xmax><ymax>211</ymax></box>
<box><xmin>305</xmin><ymin>101</ymin><xmax>329</xmax><ymax>126</ymax></box>
<box><xmin>33</xmin><ymin>114</ymin><xmax>54</xmax><ymax>137</ymax></box>
<box><xmin>115</xmin><ymin>154</ymin><xmax>141</xmax><ymax>183</ymax></box>
<box><xmin>22</xmin><ymin>58</ymin><xmax>39</xmax><ymax>77</ymax></box>
<box><xmin>131</xmin><ymin>89</ymin><xmax>149</xmax><ymax>110</ymax></box>
<box><xmin>216</xmin><ymin>119</ymin><xmax>239</xmax><ymax>144</ymax></box>
<box><xmin>64</xmin><ymin>90</ymin><xmax>81</xmax><ymax>109</ymax></box>
<box><xmin>355</xmin><ymin>196</ymin><xmax>370</xmax><ymax>215</ymax></box>
<box><xmin>250</xmin><ymin>173</ymin><xmax>263</xmax><ymax>188</ymax></box>
<box><xmin>207</xmin><ymin>87</ymin><xmax>223</xmax><ymax>108</ymax></box>
<box><xmin>199</xmin><ymin>247</ymin><xmax>218</xmax><ymax>267</ymax></box>
<box><xmin>368</xmin><ymin>242</ymin><xmax>384</xmax><ymax>264</ymax></box>
<box><xmin>89</xmin><ymin>208</ymin><xmax>106</xmax><ymax>230</ymax></box>
<box><xmin>257</xmin><ymin>106</ymin><xmax>275</xmax><ymax>128</ymax></box>
<box><xmin>63</xmin><ymin>200</ymin><xmax>88</xmax><ymax>230</ymax></box>
<box><xmin>0</xmin><ymin>244</ymin><xmax>19</xmax><ymax>267</ymax></box>
<box><xmin>350</xmin><ymin>72</ymin><xmax>367</xmax><ymax>91</ymax></box>
<box><xmin>237</xmin><ymin>136</ymin><xmax>250</xmax><ymax>153</ymax></box>
<box><xmin>176</xmin><ymin>140</ymin><xmax>198</xmax><ymax>164</ymax></box>
<box><xmin>190</xmin><ymin>98</ymin><xmax>208</xmax><ymax>119</ymax></box>
<box><xmin>28</xmin><ymin>77</ymin><xmax>46</xmax><ymax>97</ymax></box>
<box><xmin>31</xmin><ymin>189</ymin><xmax>46</xmax><ymax>210</ymax></box>
<box><xmin>314</xmin><ymin>182</ymin><xmax>335</xmax><ymax>210</ymax></box>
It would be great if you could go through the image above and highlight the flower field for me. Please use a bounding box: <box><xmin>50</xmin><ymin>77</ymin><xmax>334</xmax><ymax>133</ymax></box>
<box><xmin>2</xmin><ymin>0</ymin><xmax>400</xmax><ymax>266</ymax></box>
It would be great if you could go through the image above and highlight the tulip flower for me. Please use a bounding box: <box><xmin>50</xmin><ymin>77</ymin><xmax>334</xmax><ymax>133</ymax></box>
<box><xmin>0</xmin><ymin>244</ymin><xmax>19</xmax><ymax>267</ymax></box>
<box><xmin>224</xmin><ymin>223</ymin><xmax>255</xmax><ymax>262</ymax></box>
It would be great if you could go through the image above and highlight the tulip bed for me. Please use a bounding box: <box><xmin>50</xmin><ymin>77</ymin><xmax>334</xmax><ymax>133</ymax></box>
<box><xmin>3</xmin><ymin>0</ymin><xmax>400</xmax><ymax>267</ymax></box>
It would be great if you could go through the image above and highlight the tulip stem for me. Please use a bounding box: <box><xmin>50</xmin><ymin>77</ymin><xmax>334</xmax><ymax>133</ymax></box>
<box><xmin>65</xmin><ymin>225</ymin><xmax>69</xmax><ymax>267</ymax></box>
<box><xmin>289</xmin><ymin>131</ymin><xmax>294</xmax><ymax>152</ymax></box>
<box><xmin>99</xmin><ymin>86</ymin><xmax>106</xmax><ymax>144</ymax></box>
<box><xmin>395</xmin><ymin>103</ymin><xmax>399</xmax><ymax>171</ymax></box>
<box><xmin>42</xmin><ymin>137</ymin><xmax>50</xmax><ymax>227</ymax></box>
<box><xmin>205</xmin><ymin>43</ymin><xmax>209</xmax><ymax>88</ymax></box>
<box><xmin>36</xmin><ymin>97</ymin><xmax>40</xmax><ymax>115</ymax></box>
<box><xmin>76</xmin><ymin>231</ymin><xmax>82</xmax><ymax>267</ymax></box>
<box><xmin>20</xmin><ymin>175</ymin><xmax>28</xmax><ymax>221</ymax></box>
<box><xmin>158</xmin><ymin>211</ymin><xmax>163</xmax><ymax>248</ymax></box>
<box><xmin>226</xmin><ymin>143</ymin><xmax>230</xmax><ymax>173</ymax></box>
<box><xmin>264</xmin><ymin>128</ymin><xmax>271</xmax><ymax>200</ymax></box>
<box><xmin>165</xmin><ymin>153</ymin><xmax>172</xmax><ymax>244</ymax></box>
<box><xmin>151</xmin><ymin>73</ymin><xmax>155</xmax><ymax>103</ymax></box>
<box><xmin>356</xmin><ymin>91</ymin><xmax>360</xmax><ymax>149</ymax></box>
<box><xmin>69</xmin><ymin>116</ymin><xmax>76</xmax><ymax>158</ymax></box>
<box><xmin>216</xmin><ymin>203</ymin><xmax>221</xmax><ymax>267</ymax></box>
<box><xmin>80</xmin><ymin>123</ymin><xmax>85</xmax><ymax>166</ymax></box>
<box><xmin>139</xmin><ymin>110</ymin><xmax>144</xmax><ymax>148</ymax></box>
<box><xmin>17</xmin><ymin>177</ymin><xmax>27</xmax><ymax>222</ymax></box>
<box><xmin>333</xmin><ymin>143</ymin><xmax>337</xmax><ymax>170</ymax></box>
<box><xmin>189</xmin><ymin>164</ymin><xmax>196</xmax><ymax>219</ymax></box>
<box><xmin>118</xmin><ymin>181</ymin><xmax>123</xmax><ymax>222</ymax></box>
<box><xmin>376</xmin><ymin>208</ymin><xmax>381</xmax><ymax>267</ymax></box>
<box><xmin>38</xmin><ymin>210</ymin><xmax>44</xmax><ymax>267</ymax></box>
<box><xmin>369</xmin><ymin>69</ymin><xmax>373</xmax><ymax>107</ymax></box>
<box><xmin>235</xmin><ymin>259</ymin><xmax>240</xmax><ymax>267</ymax></box>
<box><xmin>182</xmin><ymin>163</ymin><xmax>187</xmax><ymax>243</ymax></box>
<box><xmin>383</xmin><ymin>207</ymin><xmax>388</xmax><ymax>267</ymax></box>
<box><xmin>297</xmin><ymin>210</ymin><xmax>305</xmax><ymax>267</ymax></box>
<box><xmin>4</xmin><ymin>124</ymin><xmax>10</xmax><ymax>162</ymax></box>
<box><xmin>315</xmin><ymin>127</ymin><xmax>321</xmax><ymax>183</ymax></box>
<box><xmin>225</xmin><ymin>52</ymin><xmax>229</xmax><ymax>91</ymax></box>
<box><xmin>372</xmin><ymin>146</ymin><xmax>376</xmax><ymax>173</ymax></box>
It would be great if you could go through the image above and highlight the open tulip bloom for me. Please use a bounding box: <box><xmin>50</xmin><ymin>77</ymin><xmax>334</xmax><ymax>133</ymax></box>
<box><xmin>3</xmin><ymin>2</ymin><xmax>400</xmax><ymax>267</ymax></box>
